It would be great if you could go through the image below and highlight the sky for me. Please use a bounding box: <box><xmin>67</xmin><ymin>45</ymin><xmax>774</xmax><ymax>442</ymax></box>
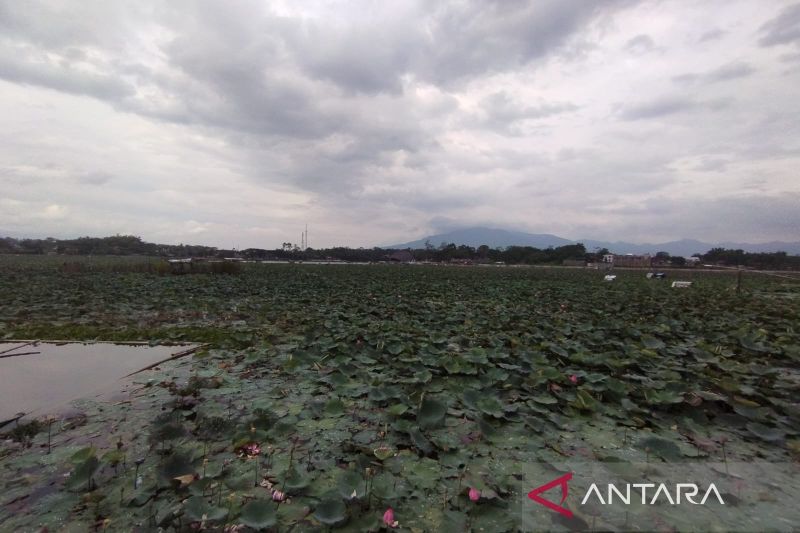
<box><xmin>1</xmin><ymin>0</ymin><xmax>799</xmax><ymax>249</ymax></box>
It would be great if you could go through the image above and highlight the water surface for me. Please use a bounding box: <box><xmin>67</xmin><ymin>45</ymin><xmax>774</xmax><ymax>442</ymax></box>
<box><xmin>0</xmin><ymin>342</ymin><xmax>193</xmax><ymax>422</ymax></box>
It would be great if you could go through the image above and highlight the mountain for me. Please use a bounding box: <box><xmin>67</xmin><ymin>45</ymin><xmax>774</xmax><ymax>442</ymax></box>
<box><xmin>387</xmin><ymin>227</ymin><xmax>800</xmax><ymax>256</ymax></box>
<box><xmin>388</xmin><ymin>227</ymin><xmax>572</xmax><ymax>250</ymax></box>
<box><xmin>579</xmin><ymin>238</ymin><xmax>711</xmax><ymax>257</ymax></box>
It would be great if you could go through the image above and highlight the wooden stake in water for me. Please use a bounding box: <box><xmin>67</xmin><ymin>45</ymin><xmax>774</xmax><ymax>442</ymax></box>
<box><xmin>46</xmin><ymin>417</ymin><xmax>54</xmax><ymax>454</ymax></box>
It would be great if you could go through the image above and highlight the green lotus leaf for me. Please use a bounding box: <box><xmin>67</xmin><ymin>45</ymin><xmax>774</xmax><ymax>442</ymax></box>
<box><xmin>314</xmin><ymin>497</ymin><xmax>347</xmax><ymax>526</ymax></box>
<box><xmin>463</xmin><ymin>389</ymin><xmax>480</xmax><ymax>410</ymax></box>
<box><xmin>284</xmin><ymin>465</ymin><xmax>311</xmax><ymax>491</ymax></box>
<box><xmin>531</xmin><ymin>394</ymin><xmax>558</xmax><ymax>405</ymax></box>
<box><xmin>746</xmin><ymin>422</ymin><xmax>785</xmax><ymax>442</ymax></box>
<box><xmin>643</xmin><ymin>389</ymin><xmax>684</xmax><ymax>405</ymax></box>
<box><xmin>387</xmin><ymin>403</ymin><xmax>409</xmax><ymax>416</ymax></box>
<box><xmin>636</xmin><ymin>436</ymin><xmax>683</xmax><ymax>461</ymax></box>
<box><xmin>69</xmin><ymin>446</ymin><xmax>96</xmax><ymax>465</ymax></box>
<box><xmin>412</xmin><ymin>368</ymin><xmax>433</xmax><ymax>383</ymax></box>
<box><xmin>370</xmin><ymin>472</ymin><xmax>400</xmax><ymax>500</ymax></box>
<box><xmin>102</xmin><ymin>449</ymin><xmax>125</xmax><ymax>466</ymax></box>
<box><xmin>66</xmin><ymin>455</ymin><xmax>99</xmax><ymax>491</ymax></box>
<box><xmin>184</xmin><ymin>495</ymin><xmax>227</xmax><ymax>522</ymax></box>
<box><xmin>324</xmin><ymin>397</ymin><xmax>345</xmax><ymax>416</ymax></box>
<box><xmin>373</xmin><ymin>445</ymin><xmax>394</xmax><ymax>460</ymax></box>
<box><xmin>159</xmin><ymin>452</ymin><xmax>195</xmax><ymax>484</ymax></box>
<box><xmin>477</xmin><ymin>395</ymin><xmax>505</xmax><ymax>418</ymax></box>
<box><xmin>641</xmin><ymin>336</ymin><xmax>665</xmax><ymax>350</ymax></box>
<box><xmin>571</xmin><ymin>389</ymin><xmax>600</xmax><ymax>411</ymax></box>
<box><xmin>408</xmin><ymin>427</ymin><xmax>434</xmax><ymax>455</ymax></box>
<box><xmin>417</xmin><ymin>398</ymin><xmax>447</xmax><ymax>429</ymax></box>
<box><xmin>404</xmin><ymin>457</ymin><xmax>440</xmax><ymax>489</ymax></box>
<box><xmin>387</xmin><ymin>343</ymin><xmax>405</xmax><ymax>355</ymax></box>
<box><xmin>239</xmin><ymin>499</ymin><xmax>277</xmax><ymax>529</ymax></box>
<box><xmin>337</xmin><ymin>469</ymin><xmax>365</xmax><ymax>500</ymax></box>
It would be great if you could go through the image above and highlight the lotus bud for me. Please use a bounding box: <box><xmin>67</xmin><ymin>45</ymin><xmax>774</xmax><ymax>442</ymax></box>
<box><xmin>469</xmin><ymin>487</ymin><xmax>481</xmax><ymax>501</ymax></box>
<box><xmin>383</xmin><ymin>507</ymin><xmax>399</xmax><ymax>528</ymax></box>
<box><xmin>569</xmin><ymin>374</ymin><xmax>578</xmax><ymax>384</ymax></box>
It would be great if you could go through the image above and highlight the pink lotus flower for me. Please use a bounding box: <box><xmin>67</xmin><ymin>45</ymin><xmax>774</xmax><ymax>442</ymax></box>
<box><xmin>271</xmin><ymin>489</ymin><xmax>286</xmax><ymax>502</ymax></box>
<box><xmin>469</xmin><ymin>487</ymin><xmax>481</xmax><ymax>501</ymax></box>
<box><xmin>237</xmin><ymin>442</ymin><xmax>261</xmax><ymax>458</ymax></box>
<box><xmin>569</xmin><ymin>375</ymin><xmax>578</xmax><ymax>384</ymax></box>
<box><xmin>383</xmin><ymin>508</ymin><xmax>399</xmax><ymax>528</ymax></box>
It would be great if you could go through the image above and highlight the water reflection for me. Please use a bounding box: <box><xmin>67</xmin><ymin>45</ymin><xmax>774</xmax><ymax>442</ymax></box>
<box><xmin>0</xmin><ymin>342</ymin><xmax>196</xmax><ymax>422</ymax></box>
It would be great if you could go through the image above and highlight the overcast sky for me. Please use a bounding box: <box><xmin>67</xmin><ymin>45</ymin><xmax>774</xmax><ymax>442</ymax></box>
<box><xmin>1</xmin><ymin>1</ymin><xmax>799</xmax><ymax>248</ymax></box>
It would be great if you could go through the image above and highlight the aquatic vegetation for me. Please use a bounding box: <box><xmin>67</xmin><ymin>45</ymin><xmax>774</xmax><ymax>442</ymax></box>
<box><xmin>6</xmin><ymin>419</ymin><xmax>41</xmax><ymax>447</ymax></box>
<box><xmin>0</xmin><ymin>258</ymin><xmax>798</xmax><ymax>530</ymax></box>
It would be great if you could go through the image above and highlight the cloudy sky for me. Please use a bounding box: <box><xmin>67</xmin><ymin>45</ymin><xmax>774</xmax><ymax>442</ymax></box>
<box><xmin>1</xmin><ymin>0</ymin><xmax>799</xmax><ymax>248</ymax></box>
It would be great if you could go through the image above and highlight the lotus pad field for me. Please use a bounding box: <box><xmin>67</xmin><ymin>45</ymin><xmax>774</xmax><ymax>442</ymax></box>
<box><xmin>1</xmin><ymin>257</ymin><xmax>799</xmax><ymax>531</ymax></box>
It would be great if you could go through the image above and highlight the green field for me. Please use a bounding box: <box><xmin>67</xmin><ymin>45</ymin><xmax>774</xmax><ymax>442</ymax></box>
<box><xmin>1</xmin><ymin>257</ymin><xmax>798</xmax><ymax>531</ymax></box>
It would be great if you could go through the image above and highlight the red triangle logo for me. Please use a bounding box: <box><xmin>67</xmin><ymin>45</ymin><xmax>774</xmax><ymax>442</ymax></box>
<box><xmin>528</xmin><ymin>472</ymin><xmax>573</xmax><ymax>518</ymax></box>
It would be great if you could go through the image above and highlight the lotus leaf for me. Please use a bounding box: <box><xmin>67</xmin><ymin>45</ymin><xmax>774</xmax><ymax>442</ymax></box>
<box><xmin>239</xmin><ymin>499</ymin><xmax>277</xmax><ymax>529</ymax></box>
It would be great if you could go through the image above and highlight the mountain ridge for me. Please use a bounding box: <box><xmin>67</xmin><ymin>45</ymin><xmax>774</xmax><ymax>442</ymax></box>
<box><xmin>387</xmin><ymin>227</ymin><xmax>800</xmax><ymax>256</ymax></box>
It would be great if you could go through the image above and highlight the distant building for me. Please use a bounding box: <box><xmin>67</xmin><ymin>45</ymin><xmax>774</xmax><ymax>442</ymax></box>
<box><xmin>602</xmin><ymin>254</ymin><xmax>615</xmax><ymax>263</ymax></box>
<box><xmin>651</xmin><ymin>255</ymin><xmax>671</xmax><ymax>267</ymax></box>
<box><xmin>686</xmin><ymin>257</ymin><xmax>701</xmax><ymax>266</ymax></box>
<box><xmin>386</xmin><ymin>250</ymin><xmax>415</xmax><ymax>263</ymax></box>
<box><xmin>587</xmin><ymin>261</ymin><xmax>612</xmax><ymax>270</ymax></box>
<box><xmin>612</xmin><ymin>254</ymin><xmax>652</xmax><ymax>268</ymax></box>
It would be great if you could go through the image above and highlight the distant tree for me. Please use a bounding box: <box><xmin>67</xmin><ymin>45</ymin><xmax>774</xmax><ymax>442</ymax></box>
<box><xmin>700</xmin><ymin>248</ymin><xmax>798</xmax><ymax>270</ymax></box>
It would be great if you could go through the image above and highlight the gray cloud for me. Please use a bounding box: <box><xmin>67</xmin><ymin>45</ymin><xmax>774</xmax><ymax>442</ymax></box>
<box><xmin>618</xmin><ymin>97</ymin><xmax>697</xmax><ymax>120</ymax></box>
<box><xmin>0</xmin><ymin>43</ymin><xmax>134</xmax><ymax>100</ymax></box>
<box><xmin>617</xmin><ymin>95</ymin><xmax>732</xmax><ymax>120</ymax></box>
<box><xmin>673</xmin><ymin>61</ymin><xmax>757</xmax><ymax>84</ymax></box>
<box><xmin>413</xmin><ymin>1</ymin><xmax>635</xmax><ymax>86</ymax></box>
<box><xmin>466</xmin><ymin>91</ymin><xmax>578</xmax><ymax>135</ymax></box>
<box><xmin>780</xmin><ymin>50</ymin><xmax>800</xmax><ymax>62</ymax></box>
<box><xmin>0</xmin><ymin>0</ymin><xmax>798</xmax><ymax>247</ymax></box>
<box><xmin>698</xmin><ymin>28</ymin><xmax>726</xmax><ymax>43</ymax></box>
<box><xmin>705</xmin><ymin>61</ymin><xmax>757</xmax><ymax>81</ymax></box>
<box><xmin>624</xmin><ymin>34</ymin><xmax>656</xmax><ymax>54</ymax></box>
<box><xmin>691</xmin><ymin>157</ymin><xmax>730</xmax><ymax>172</ymax></box>
<box><xmin>77</xmin><ymin>171</ymin><xmax>113</xmax><ymax>185</ymax></box>
<box><xmin>635</xmin><ymin>194</ymin><xmax>800</xmax><ymax>242</ymax></box>
<box><xmin>759</xmin><ymin>3</ymin><xmax>800</xmax><ymax>47</ymax></box>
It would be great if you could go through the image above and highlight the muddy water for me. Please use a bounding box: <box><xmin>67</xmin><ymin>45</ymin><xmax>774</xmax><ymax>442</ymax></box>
<box><xmin>0</xmin><ymin>342</ymin><xmax>193</xmax><ymax>422</ymax></box>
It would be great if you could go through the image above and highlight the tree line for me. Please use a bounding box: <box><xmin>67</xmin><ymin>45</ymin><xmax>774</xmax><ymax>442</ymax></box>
<box><xmin>1</xmin><ymin>235</ymin><xmax>798</xmax><ymax>269</ymax></box>
<box><xmin>0</xmin><ymin>235</ymin><xmax>218</xmax><ymax>257</ymax></box>
<box><xmin>241</xmin><ymin>242</ymin><xmax>591</xmax><ymax>264</ymax></box>
<box><xmin>699</xmin><ymin>247</ymin><xmax>800</xmax><ymax>270</ymax></box>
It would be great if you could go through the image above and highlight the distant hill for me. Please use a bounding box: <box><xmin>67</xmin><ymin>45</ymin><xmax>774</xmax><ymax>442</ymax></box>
<box><xmin>387</xmin><ymin>227</ymin><xmax>800</xmax><ymax>256</ymax></box>
<box><xmin>579</xmin><ymin>238</ymin><xmax>714</xmax><ymax>257</ymax></box>
<box><xmin>388</xmin><ymin>227</ymin><xmax>572</xmax><ymax>250</ymax></box>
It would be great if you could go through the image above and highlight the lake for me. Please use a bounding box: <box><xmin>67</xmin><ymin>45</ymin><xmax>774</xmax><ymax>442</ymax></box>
<box><xmin>0</xmin><ymin>342</ymin><xmax>195</xmax><ymax>423</ymax></box>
